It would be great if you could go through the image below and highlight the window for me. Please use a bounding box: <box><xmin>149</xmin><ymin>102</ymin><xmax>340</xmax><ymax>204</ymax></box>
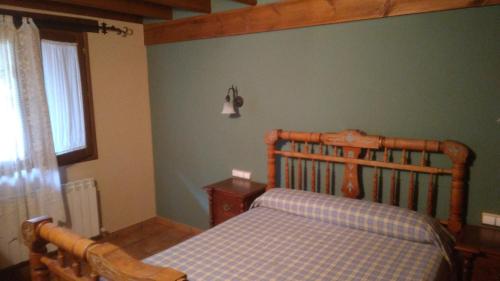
<box><xmin>40</xmin><ymin>29</ymin><xmax>97</xmax><ymax>166</ymax></box>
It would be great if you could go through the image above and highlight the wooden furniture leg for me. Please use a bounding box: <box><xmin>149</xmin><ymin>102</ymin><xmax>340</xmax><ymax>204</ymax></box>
<box><xmin>22</xmin><ymin>216</ymin><xmax>52</xmax><ymax>281</ymax></box>
<box><xmin>461</xmin><ymin>252</ymin><xmax>478</xmax><ymax>281</ymax></box>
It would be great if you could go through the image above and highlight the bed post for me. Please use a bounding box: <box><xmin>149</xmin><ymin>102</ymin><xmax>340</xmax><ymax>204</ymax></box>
<box><xmin>22</xmin><ymin>216</ymin><xmax>52</xmax><ymax>281</ymax></box>
<box><xmin>265</xmin><ymin>130</ymin><xmax>280</xmax><ymax>190</ymax></box>
<box><xmin>442</xmin><ymin>141</ymin><xmax>469</xmax><ymax>233</ymax></box>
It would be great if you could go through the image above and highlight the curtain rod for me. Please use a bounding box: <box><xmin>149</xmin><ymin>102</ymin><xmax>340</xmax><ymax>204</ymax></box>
<box><xmin>0</xmin><ymin>8</ymin><xmax>133</xmax><ymax>37</ymax></box>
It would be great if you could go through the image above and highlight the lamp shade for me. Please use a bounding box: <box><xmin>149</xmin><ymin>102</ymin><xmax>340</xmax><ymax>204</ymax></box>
<box><xmin>221</xmin><ymin>100</ymin><xmax>236</xmax><ymax>114</ymax></box>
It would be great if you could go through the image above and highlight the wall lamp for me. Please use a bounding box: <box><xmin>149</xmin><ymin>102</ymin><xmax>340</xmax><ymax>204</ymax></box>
<box><xmin>221</xmin><ymin>85</ymin><xmax>243</xmax><ymax>116</ymax></box>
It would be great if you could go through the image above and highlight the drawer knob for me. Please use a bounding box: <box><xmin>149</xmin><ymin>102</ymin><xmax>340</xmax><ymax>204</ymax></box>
<box><xmin>222</xmin><ymin>203</ymin><xmax>232</xmax><ymax>212</ymax></box>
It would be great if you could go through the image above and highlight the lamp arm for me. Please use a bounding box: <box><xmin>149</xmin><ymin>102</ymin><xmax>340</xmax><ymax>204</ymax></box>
<box><xmin>223</xmin><ymin>85</ymin><xmax>243</xmax><ymax>108</ymax></box>
<box><xmin>226</xmin><ymin>86</ymin><xmax>236</xmax><ymax>101</ymax></box>
<box><xmin>232</xmin><ymin>86</ymin><xmax>243</xmax><ymax>108</ymax></box>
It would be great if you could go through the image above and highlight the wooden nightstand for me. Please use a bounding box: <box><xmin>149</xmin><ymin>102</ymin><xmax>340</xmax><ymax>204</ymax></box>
<box><xmin>455</xmin><ymin>225</ymin><xmax>500</xmax><ymax>281</ymax></box>
<box><xmin>204</xmin><ymin>178</ymin><xmax>266</xmax><ymax>227</ymax></box>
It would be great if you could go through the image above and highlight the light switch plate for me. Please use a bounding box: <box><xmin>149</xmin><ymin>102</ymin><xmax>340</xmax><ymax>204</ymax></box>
<box><xmin>232</xmin><ymin>169</ymin><xmax>251</xmax><ymax>180</ymax></box>
<box><xmin>481</xmin><ymin>212</ymin><xmax>498</xmax><ymax>226</ymax></box>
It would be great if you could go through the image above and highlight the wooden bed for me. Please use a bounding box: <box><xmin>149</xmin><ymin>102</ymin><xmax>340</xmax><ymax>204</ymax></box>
<box><xmin>22</xmin><ymin>129</ymin><xmax>470</xmax><ymax>281</ymax></box>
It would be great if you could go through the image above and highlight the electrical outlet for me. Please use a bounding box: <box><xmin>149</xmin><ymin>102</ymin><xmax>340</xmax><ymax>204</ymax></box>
<box><xmin>232</xmin><ymin>169</ymin><xmax>251</xmax><ymax>180</ymax></box>
<box><xmin>481</xmin><ymin>212</ymin><xmax>499</xmax><ymax>226</ymax></box>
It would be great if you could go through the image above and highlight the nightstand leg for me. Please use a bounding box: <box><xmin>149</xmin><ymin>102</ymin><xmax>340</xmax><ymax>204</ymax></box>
<box><xmin>206</xmin><ymin>188</ymin><xmax>214</xmax><ymax>227</ymax></box>
<box><xmin>461</xmin><ymin>253</ymin><xmax>477</xmax><ymax>281</ymax></box>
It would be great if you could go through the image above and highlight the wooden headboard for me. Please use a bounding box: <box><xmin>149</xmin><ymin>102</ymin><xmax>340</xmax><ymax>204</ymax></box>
<box><xmin>265</xmin><ymin>129</ymin><xmax>470</xmax><ymax>233</ymax></box>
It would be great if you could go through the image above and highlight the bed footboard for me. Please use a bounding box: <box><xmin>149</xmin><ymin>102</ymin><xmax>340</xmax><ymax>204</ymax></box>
<box><xmin>22</xmin><ymin>216</ymin><xmax>187</xmax><ymax>281</ymax></box>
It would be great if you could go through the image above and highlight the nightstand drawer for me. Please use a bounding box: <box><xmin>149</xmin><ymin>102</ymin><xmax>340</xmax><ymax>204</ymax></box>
<box><xmin>472</xmin><ymin>256</ymin><xmax>500</xmax><ymax>281</ymax></box>
<box><xmin>213</xmin><ymin>193</ymin><xmax>242</xmax><ymax>224</ymax></box>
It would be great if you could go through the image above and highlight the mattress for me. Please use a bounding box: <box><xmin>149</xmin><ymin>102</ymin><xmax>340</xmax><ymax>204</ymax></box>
<box><xmin>143</xmin><ymin>189</ymin><xmax>453</xmax><ymax>281</ymax></box>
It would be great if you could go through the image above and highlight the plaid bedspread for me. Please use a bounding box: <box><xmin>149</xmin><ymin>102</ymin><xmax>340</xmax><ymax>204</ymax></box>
<box><xmin>144</xmin><ymin>189</ymin><xmax>452</xmax><ymax>281</ymax></box>
<box><xmin>252</xmin><ymin>188</ymin><xmax>454</xmax><ymax>265</ymax></box>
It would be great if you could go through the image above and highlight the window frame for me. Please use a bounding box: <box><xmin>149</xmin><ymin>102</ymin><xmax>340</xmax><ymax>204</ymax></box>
<box><xmin>40</xmin><ymin>28</ymin><xmax>97</xmax><ymax>166</ymax></box>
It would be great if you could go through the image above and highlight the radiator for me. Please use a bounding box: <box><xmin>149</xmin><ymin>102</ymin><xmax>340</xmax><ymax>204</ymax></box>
<box><xmin>62</xmin><ymin>178</ymin><xmax>100</xmax><ymax>238</ymax></box>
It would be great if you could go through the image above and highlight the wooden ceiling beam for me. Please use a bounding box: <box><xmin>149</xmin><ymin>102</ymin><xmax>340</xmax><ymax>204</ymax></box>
<box><xmin>231</xmin><ymin>0</ymin><xmax>257</xmax><ymax>5</ymax></box>
<box><xmin>0</xmin><ymin>0</ymin><xmax>143</xmax><ymax>23</ymax></box>
<box><xmin>144</xmin><ymin>0</ymin><xmax>211</xmax><ymax>13</ymax></box>
<box><xmin>144</xmin><ymin>0</ymin><xmax>500</xmax><ymax>45</ymax></box>
<box><xmin>0</xmin><ymin>8</ymin><xmax>100</xmax><ymax>32</ymax></box>
<box><xmin>45</xmin><ymin>0</ymin><xmax>172</xmax><ymax>20</ymax></box>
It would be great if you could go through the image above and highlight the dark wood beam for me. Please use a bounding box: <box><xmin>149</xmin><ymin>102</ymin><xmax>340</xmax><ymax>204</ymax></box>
<box><xmin>45</xmin><ymin>0</ymin><xmax>172</xmax><ymax>20</ymax></box>
<box><xmin>0</xmin><ymin>8</ymin><xmax>99</xmax><ymax>32</ymax></box>
<box><xmin>0</xmin><ymin>0</ymin><xmax>143</xmax><ymax>23</ymax></box>
<box><xmin>144</xmin><ymin>0</ymin><xmax>211</xmax><ymax>13</ymax></box>
<box><xmin>232</xmin><ymin>0</ymin><xmax>257</xmax><ymax>5</ymax></box>
<box><xmin>144</xmin><ymin>0</ymin><xmax>500</xmax><ymax>45</ymax></box>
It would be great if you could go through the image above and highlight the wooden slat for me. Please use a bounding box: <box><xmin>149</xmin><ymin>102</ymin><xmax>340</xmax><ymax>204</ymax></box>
<box><xmin>274</xmin><ymin>151</ymin><xmax>452</xmax><ymax>174</ymax></box>
<box><xmin>46</xmin><ymin>0</ymin><xmax>173</xmax><ymax>19</ymax></box>
<box><xmin>332</xmin><ymin>147</ymin><xmax>338</xmax><ymax>194</ymax></box>
<box><xmin>365</xmin><ymin>149</ymin><xmax>371</xmax><ymax>160</ymax></box>
<box><xmin>297</xmin><ymin>144</ymin><xmax>303</xmax><ymax>190</ymax></box>
<box><xmin>232</xmin><ymin>0</ymin><xmax>257</xmax><ymax>5</ymax></box>
<box><xmin>420</xmin><ymin>150</ymin><xmax>427</xmax><ymax>166</ymax></box>
<box><xmin>0</xmin><ymin>0</ymin><xmax>143</xmax><ymax>23</ymax></box>
<box><xmin>372</xmin><ymin>167</ymin><xmax>379</xmax><ymax>202</ymax></box>
<box><xmin>285</xmin><ymin>156</ymin><xmax>290</xmax><ymax>189</ymax></box>
<box><xmin>325</xmin><ymin>161</ymin><xmax>331</xmax><ymax>194</ymax></box>
<box><xmin>323</xmin><ymin>146</ymin><xmax>330</xmax><ymax>194</ymax></box>
<box><xmin>291</xmin><ymin>141</ymin><xmax>296</xmax><ymax>189</ymax></box>
<box><xmin>408</xmin><ymin>172</ymin><xmax>415</xmax><ymax>210</ymax></box>
<box><xmin>390</xmin><ymin>150</ymin><xmax>397</xmax><ymax>205</ymax></box>
<box><xmin>41</xmin><ymin>257</ymin><xmax>81</xmax><ymax>281</ymax></box>
<box><xmin>318</xmin><ymin>143</ymin><xmax>330</xmax><ymax>194</ymax></box>
<box><xmin>304</xmin><ymin>142</ymin><xmax>310</xmax><ymax>191</ymax></box>
<box><xmin>144</xmin><ymin>0</ymin><xmax>211</xmax><ymax>13</ymax></box>
<box><xmin>390</xmin><ymin>170</ymin><xmax>397</xmax><ymax>205</ymax></box>
<box><xmin>426</xmin><ymin>174</ymin><xmax>435</xmax><ymax>216</ymax></box>
<box><xmin>71</xmin><ymin>259</ymin><xmax>81</xmax><ymax>277</ymax></box>
<box><xmin>311</xmin><ymin>144</ymin><xmax>316</xmax><ymax>192</ymax></box>
<box><xmin>57</xmin><ymin>249</ymin><xmax>64</xmax><ymax>267</ymax></box>
<box><xmin>144</xmin><ymin>0</ymin><xmax>500</xmax><ymax>45</ymax></box>
<box><xmin>371</xmin><ymin>149</ymin><xmax>379</xmax><ymax>202</ymax></box>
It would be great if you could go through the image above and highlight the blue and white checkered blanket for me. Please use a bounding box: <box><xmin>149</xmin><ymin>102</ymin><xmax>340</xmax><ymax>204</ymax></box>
<box><xmin>144</xmin><ymin>188</ymin><xmax>453</xmax><ymax>281</ymax></box>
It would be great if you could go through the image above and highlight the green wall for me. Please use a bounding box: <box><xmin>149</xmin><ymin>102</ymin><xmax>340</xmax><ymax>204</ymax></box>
<box><xmin>147</xmin><ymin>5</ymin><xmax>500</xmax><ymax>229</ymax></box>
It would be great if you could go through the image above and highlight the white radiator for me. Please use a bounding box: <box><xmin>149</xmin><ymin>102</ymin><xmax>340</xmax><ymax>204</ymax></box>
<box><xmin>62</xmin><ymin>178</ymin><xmax>100</xmax><ymax>238</ymax></box>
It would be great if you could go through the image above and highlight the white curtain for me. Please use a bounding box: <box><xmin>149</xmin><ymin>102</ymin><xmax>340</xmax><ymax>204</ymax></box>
<box><xmin>42</xmin><ymin>40</ymin><xmax>86</xmax><ymax>155</ymax></box>
<box><xmin>0</xmin><ymin>16</ymin><xmax>66</xmax><ymax>268</ymax></box>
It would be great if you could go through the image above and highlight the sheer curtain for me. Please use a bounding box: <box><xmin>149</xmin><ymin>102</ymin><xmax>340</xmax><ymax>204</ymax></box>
<box><xmin>42</xmin><ymin>40</ymin><xmax>86</xmax><ymax>155</ymax></box>
<box><xmin>0</xmin><ymin>15</ymin><xmax>66</xmax><ymax>268</ymax></box>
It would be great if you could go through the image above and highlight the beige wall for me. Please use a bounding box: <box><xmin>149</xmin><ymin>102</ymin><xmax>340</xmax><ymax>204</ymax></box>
<box><xmin>63</xmin><ymin>22</ymin><xmax>156</xmax><ymax>232</ymax></box>
<box><xmin>1</xmin><ymin>5</ymin><xmax>156</xmax><ymax>232</ymax></box>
